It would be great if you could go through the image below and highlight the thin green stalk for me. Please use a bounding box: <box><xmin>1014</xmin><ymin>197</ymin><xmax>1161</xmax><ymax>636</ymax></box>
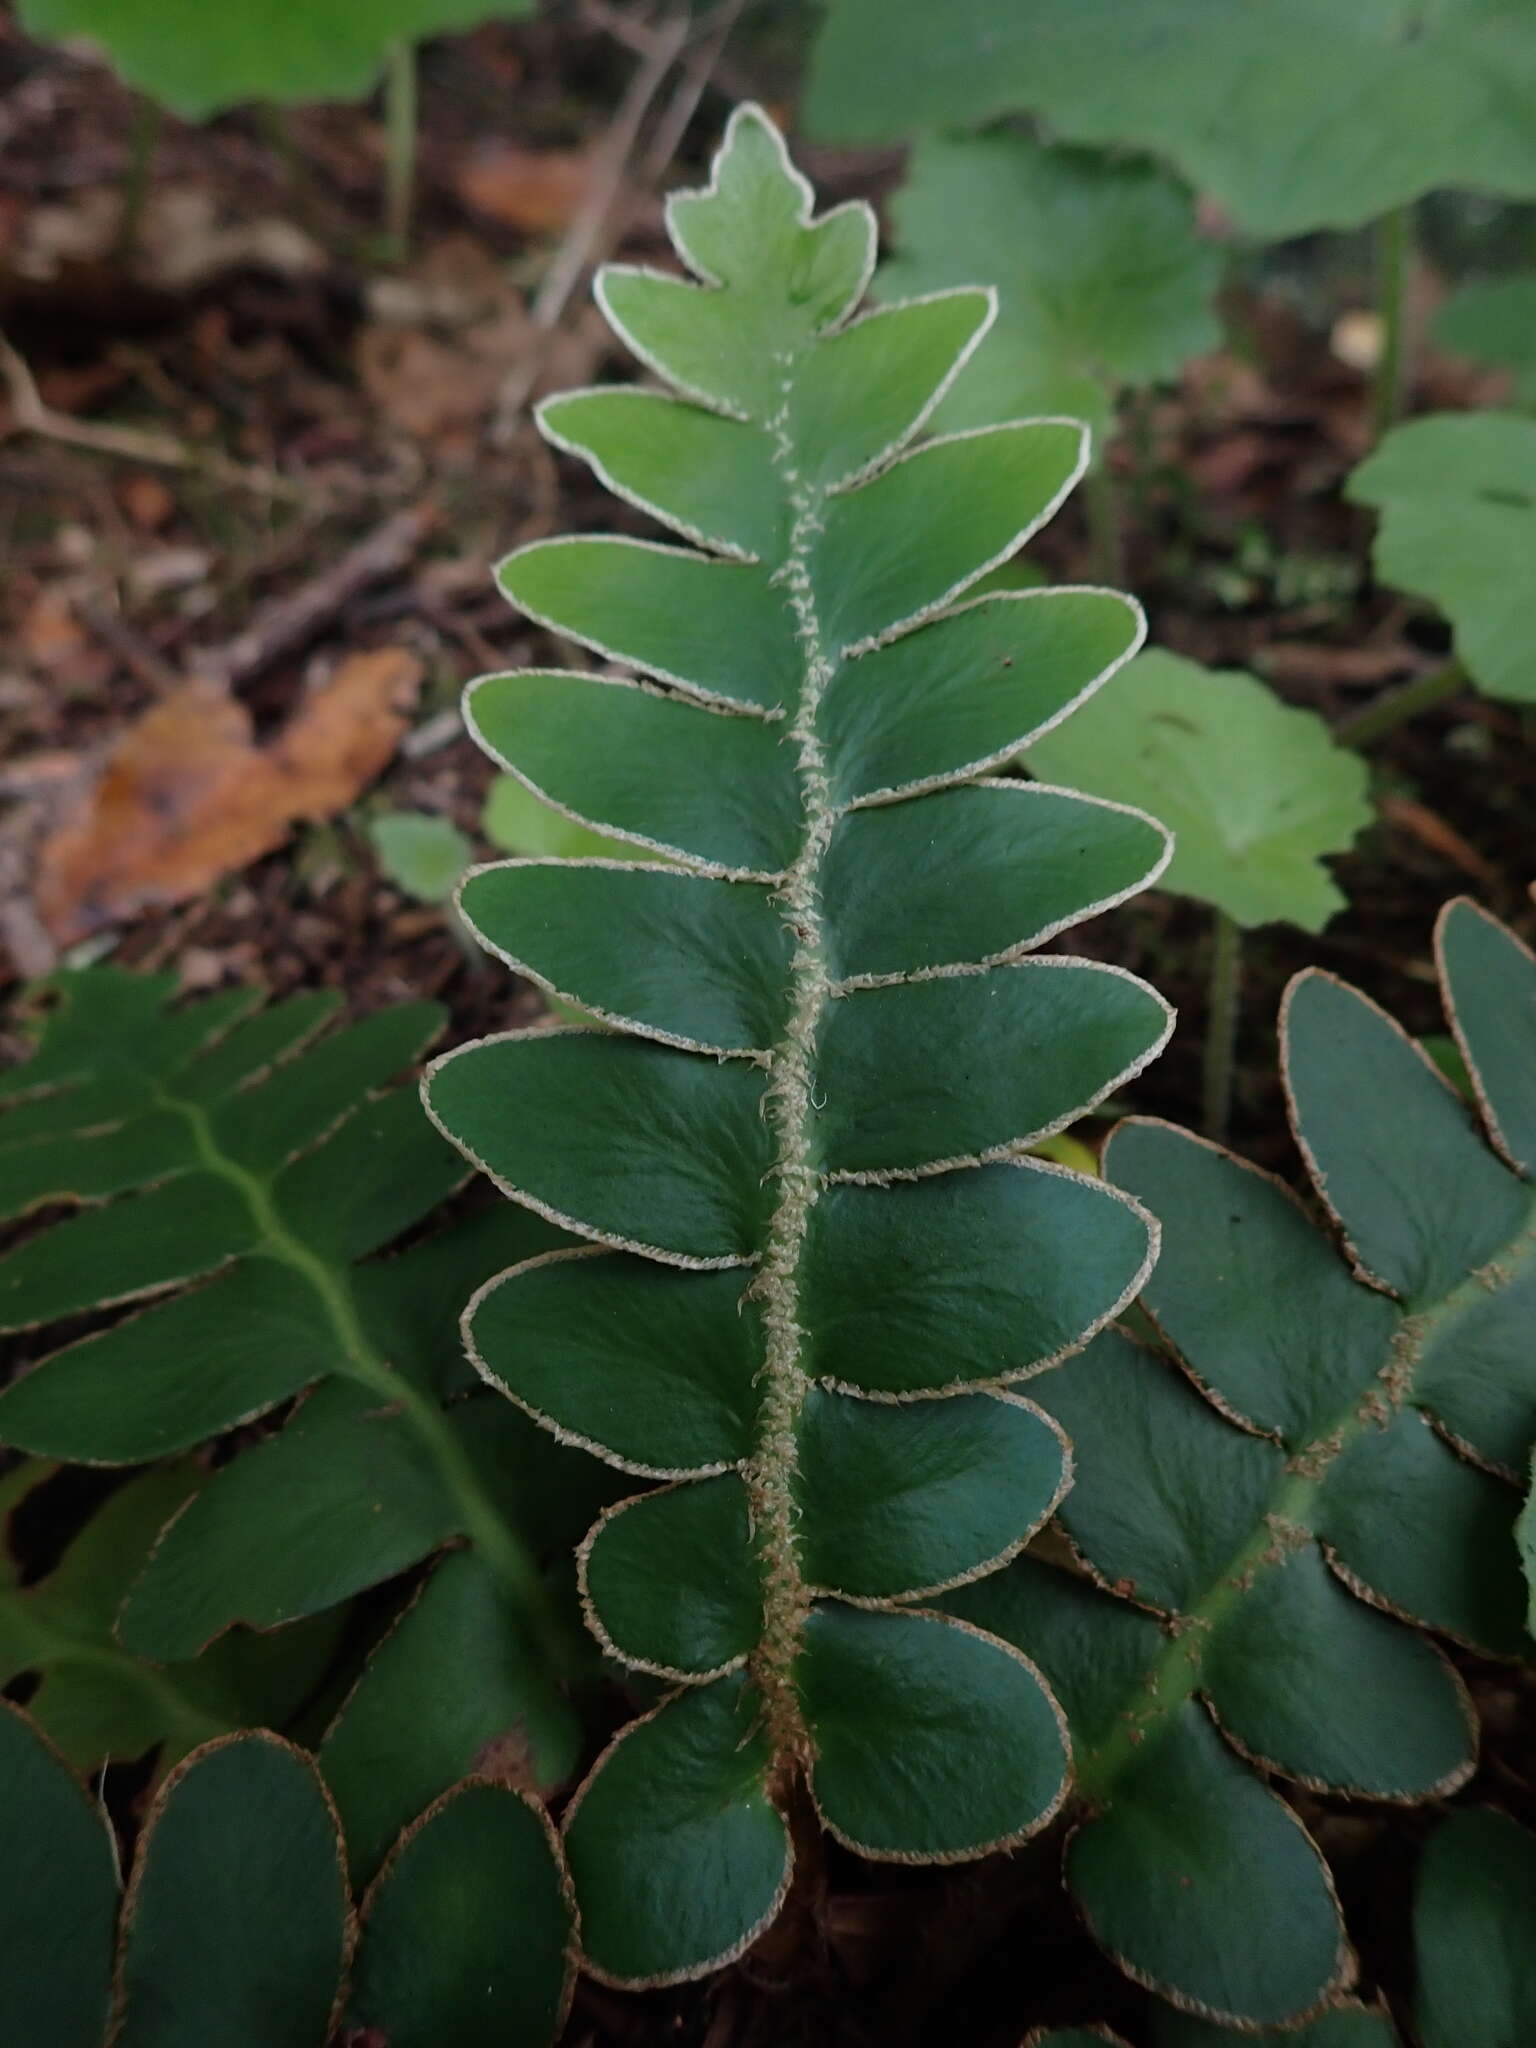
<box><xmin>383</xmin><ymin>39</ymin><xmax>418</xmax><ymax>262</ymax></box>
<box><xmin>1335</xmin><ymin>657</ymin><xmax>1466</xmax><ymax>748</ymax></box>
<box><xmin>1084</xmin><ymin>451</ymin><xmax>1124</xmax><ymax>585</ymax></box>
<box><xmin>115</xmin><ymin>96</ymin><xmax>162</xmax><ymax>262</ymax></box>
<box><xmin>1201</xmin><ymin>909</ymin><xmax>1242</xmax><ymax>1142</ymax></box>
<box><xmin>11</xmin><ymin>1617</ymin><xmax>227</xmax><ymax>1755</ymax></box>
<box><xmin>1371</xmin><ymin>202</ymin><xmax>1412</xmax><ymax>441</ymax></box>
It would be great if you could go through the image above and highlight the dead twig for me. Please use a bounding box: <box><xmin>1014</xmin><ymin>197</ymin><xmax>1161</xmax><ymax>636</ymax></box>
<box><xmin>202</xmin><ymin>503</ymin><xmax>438</xmax><ymax>688</ymax></box>
<box><xmin>633</xmin><ymin>0</ymin><xmax>747</xmax><ymax>188</ymax></box>
<box><xmin>74</xmin><ymin>595</ymin><xmax>184</xmax><ymax>696</ymax></box>
<box><xmin>491</xmin><ymin>0</ymin><xmax>743</xmax><ymax>441</ymax></box>
<box><xmin>0</xmin><ymin>329</ymin><xmax>310</xmax><ymax>502</ymax></box>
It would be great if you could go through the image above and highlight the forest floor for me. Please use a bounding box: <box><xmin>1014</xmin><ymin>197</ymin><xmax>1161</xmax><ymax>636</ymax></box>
<box><xmin>1</xmin><ymin>9</ymin><xmax>1533</xmax><ymax>2044</ymax></box>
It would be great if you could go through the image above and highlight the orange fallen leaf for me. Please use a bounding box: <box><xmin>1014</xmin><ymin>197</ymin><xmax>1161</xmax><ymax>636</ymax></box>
<box><xmin>36</xmin><ymin>648</ymin><xmax>421</xmax><ymax>941</ymax></box>
<box><xmin>453</xmin><ymin>144</ymin><xmax>593</xmax><ymax>235</ymax></box>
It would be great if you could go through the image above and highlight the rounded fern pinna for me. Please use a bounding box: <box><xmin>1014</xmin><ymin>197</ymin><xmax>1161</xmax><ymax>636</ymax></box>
<box><xmin>424</xmin><ymin>104</ymin><xmax>1174</xmax><ymax>1985</ymax></box>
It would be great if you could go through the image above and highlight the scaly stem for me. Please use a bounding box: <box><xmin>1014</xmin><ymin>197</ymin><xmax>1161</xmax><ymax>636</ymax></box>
<box><xmin>745</xmin><ymin>350</ymin><xmax>840</xmax><ymax>1776</ymax></box>
<box><xmin>383</xmin><ymin>39</ymin><xmax>418</xmax><ymax>261</ymax></box>
<box><xmin>1371</xmin><ymin>202</ymin><xmax>1412</xmax><ymax>441</ymax></box>
<box><xmin>1201</xmin><ymin>909</ymin><xmax>1242</xmax><ymax>1142</ymax></box>
<box><xmin>152</xmin><ymin>1080</ymin><xmax>574</xmax><ymax>1670</ymax></box>
<box><xmin>1335</xmin><ymin>657</ymin><xmax>1467</xmax><ymax>748</ymax></box>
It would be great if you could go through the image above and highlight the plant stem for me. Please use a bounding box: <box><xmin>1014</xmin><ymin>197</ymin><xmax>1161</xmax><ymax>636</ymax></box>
<box><xmin>745</xmin><ymin>359</ymin><xmax>838</xmax><ymax>1777</ymax></box>
<box><xmin>1335</xmin><ymin>657</ymin><xmax>1467</xmax><ymax>747</ymax></box>
<box><xmin>115</xmin><ymin>96</ymin><xmax>162</xmax><ymax>262</ymax></box>
<box><xmin>158</xmin><ymin>1083</ymin><xmax>574</xmax><ymax>1672</ymax></box>
<box><xmin>1371</xmin><ymin>201</ymin><xmax>1412</xmax><ymax>441</ymax></box>
<box><xmin>1201</xmin><ymin>909</ymin><xmax>1242</xmax><ymax>1142</ymax></box>
<box><xmin>1084</xmin><ymin>451</ymin><xmax>1124</xmax><ymax>585</ymax></box>
<box><xmin>383</xmin><ymin>39</ymin><xmax>417</xmax><ymax>261</ymax></box>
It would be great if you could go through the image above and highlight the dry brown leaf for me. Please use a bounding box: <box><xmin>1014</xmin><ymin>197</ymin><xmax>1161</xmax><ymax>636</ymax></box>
<box><xmin>36</xmin><ymin>648</ymin><xmax>420</xmax><ymax>941</ymax></box>
<box><xmin>453</xmin><ymin>144</ymin><xmax>593</xmax><ymax>235</ymax></box>
<box><xmin>355</xmin><ymin>327</ymin><xmax>503</xmax><ymax>442</ymax></box>
<box><xmin>1378</xmin><ymin>794</ymin><xmax>1500</xmax><ymax>888</ymax></box>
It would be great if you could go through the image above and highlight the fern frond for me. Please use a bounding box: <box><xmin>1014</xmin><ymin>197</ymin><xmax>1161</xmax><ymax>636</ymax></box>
<box><xmin>0</xmin><ymin>1704</ymin><xmax>576</xmax><ymax>2047</ymax></box>
<box><xmin>425</xmin><ymin>104</ymin><xmax>1175</xmax><ymax>1983</ymax></box>
<box><xmin>949</xmin><ymin>898</ymin><xmax>1536</xmax><ymax>2027</ymax></box>
<box><xmin>0</xmin><ymin>968</ymin><xmax>610</xmax><ymax>1831</ymax></box>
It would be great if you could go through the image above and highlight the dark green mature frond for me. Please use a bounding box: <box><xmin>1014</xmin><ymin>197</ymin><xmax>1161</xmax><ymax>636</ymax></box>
<box><xmin>0</xmin><ymin>966</ymin><xmax>611</xmax><ymax>1860</ymax></box>
<box><xmin>424</xmin><ymin>103</ymin><xmax>1176</xmax><ymax>1985</ymax></box>
<box><xmin>949</xmin><ymin>898</ymin><xmax>1536</xmax><ymax>2028</ymax></box>
<box><xmin>0</xmin><ymin>1705</ymin><xmax>577</xmax><ymax>2048</ymax></box>
<box><xmin>1138</xmin><ymin>1811</ymin><xmax>1536</xmax><ymax>2043</ymax></box>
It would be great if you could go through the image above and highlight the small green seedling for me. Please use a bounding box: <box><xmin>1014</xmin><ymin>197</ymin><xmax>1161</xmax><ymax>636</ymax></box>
<box><xmin>369</xmin><ymin>810</ymin><xmax>474</xmax><ymax>906</ymax></box>
<box><xmin>424</xmin><ymin>103</ymin><xmax>1176</xmax><ymax>1986</ymax></box>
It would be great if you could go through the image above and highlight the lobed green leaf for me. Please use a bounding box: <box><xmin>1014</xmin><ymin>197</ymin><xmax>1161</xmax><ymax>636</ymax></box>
<box><xmin>805</xmin><ymin>0</ymin><xmax>1536</xmax><ymax>237</ymax></box>
<box><xmin>1347</xmin><ymin>413</ymin><xmax>1536</xmax><ymax>705</ymax></box>
<box><xmin>881</xmin><ymin>132</ymin><xmax>1220</xmax><ymax>440</ymax></box>
<box><xmin>1028</xmin><ymin>649</ymin><xmax>1372</xmax><ymax>931</ymax></box>
<box><xmin>16</xmin><ymin>0</ymin><xmax>533</xmax><ymax>117</ymax></box>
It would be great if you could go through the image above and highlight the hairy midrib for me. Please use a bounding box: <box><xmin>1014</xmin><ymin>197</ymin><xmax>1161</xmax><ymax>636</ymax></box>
<box><xmin>1077</xmin><ymin>1190</ymin><xmax>1536</xmax><ymax>1800</ymax></box>
<box><xmin>745</xmin><ymin>348</ymin><xmax>841</xmax><ymax>1767</ymax></box>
